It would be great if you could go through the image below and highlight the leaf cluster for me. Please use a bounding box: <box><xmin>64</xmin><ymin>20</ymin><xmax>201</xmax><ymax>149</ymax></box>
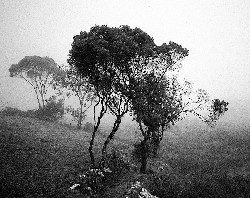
<box><xmin>68</xmin><ymin>25</ymin><xmax>186</xmax><ymax>95</ymax></box>
<box><xmin>9</xmin><ymin>56</ymin><xmax>60</xmax><ymax>79</ymax></box>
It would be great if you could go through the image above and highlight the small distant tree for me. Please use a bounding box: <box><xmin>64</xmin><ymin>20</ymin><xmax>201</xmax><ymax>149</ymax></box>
<box><xmin>53</xmin><ymin>66</ymin><xmax>96</xmax><ymax>129</ymax></box>
<box><xmin>9</xmin><ymin>56</ymin><xmax>61</xmax><ymax>109</ymax></box>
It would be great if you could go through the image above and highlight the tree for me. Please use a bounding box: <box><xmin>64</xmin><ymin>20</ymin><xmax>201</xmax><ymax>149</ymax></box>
<box><xmin>100</xmin><ymin>91</ymin><xmax>130</xmax><ymax>167</ymax></box>
<box><xmin>89</xmin><ymin>94</ymin><xmax>109</xmax><ymax>167</ymax></box>
<box><xmin>68</xmin><ymin>25</ymin><xmax>157</xmax><ymax>167</ymax></box>
<box><xmin>9</xmin><ymin>56</ymin><xmax>61</xmax><ymax>109</ymax></box>
<box><xmin>68</xmin><ymin>25</ymin><xmax>228</xmax><ymax>172</ymax></box>
<box><xmin>128</xmin><ymin>55</ymin><xmax>229</xmax><ymax>173</ymax></box>
<box><xmin>53</xmin><ymin>66</ymin><xmax>96</xmax><ymax>129</ymax></box>
<box><xmin>127</xmin><ymin>49</ymin><xmax>187</xmax><ymax>172</ymax></box>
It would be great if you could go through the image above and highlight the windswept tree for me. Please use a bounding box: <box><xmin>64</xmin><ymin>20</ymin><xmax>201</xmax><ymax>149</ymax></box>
<box><xmin>68</xmin><ymin>25</ymin><xmax>156</xmax><ymax>167</ymax></box>
<box><xmin>9</xmin><ymin>56</ymin><xmax>61</xmax><ymax>109</ymax></box>
<box><xmin>129</xmin><ymin>55</ymin><xmax>229</xmax><ymax>173</ymax></box>
<box><xmin>68</xmin><ymin>25</ymin><xmax>228</xmax><ymax>171</ymax></box>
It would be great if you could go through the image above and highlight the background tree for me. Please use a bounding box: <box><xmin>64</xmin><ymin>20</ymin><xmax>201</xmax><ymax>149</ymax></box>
<box><xmin>9</xmin><ymin>56</ymin><xmax>61</xmax><ymax>109</ymax></box>
<box><xmin>53</xmin><ymin>66</ymin><xmax>96</xmax><ymax>129</ymax></box>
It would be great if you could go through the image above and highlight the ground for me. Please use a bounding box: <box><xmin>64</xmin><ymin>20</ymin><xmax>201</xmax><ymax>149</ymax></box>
<box><xmin>1</xmin><ymin>113</ymin><xmax>250</xmax><ymax>197</ymax></box>
<box><xmin>0</xmin><ymin>114</ymin><xmax>116</xmax><ymax>197</ymax></box>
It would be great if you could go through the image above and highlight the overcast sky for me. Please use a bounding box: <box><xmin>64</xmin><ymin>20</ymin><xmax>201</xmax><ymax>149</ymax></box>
<box><xmin>0</xmin><ymin>0</ymin><xmax>249</xmax><ymax>126</ymax></box>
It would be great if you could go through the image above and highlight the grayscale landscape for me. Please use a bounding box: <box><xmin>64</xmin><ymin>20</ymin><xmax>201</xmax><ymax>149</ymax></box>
<box><xmin>0</xmin><ymin>1</ymin><xmax>249</xmax><ymax>197</ymax></box>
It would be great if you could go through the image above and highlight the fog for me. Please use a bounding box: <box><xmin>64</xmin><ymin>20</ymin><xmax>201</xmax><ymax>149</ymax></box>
<box><xmin>0</xmin><ymin>0</ymin><xmax>250</xmax><ymax>132</ymax></box>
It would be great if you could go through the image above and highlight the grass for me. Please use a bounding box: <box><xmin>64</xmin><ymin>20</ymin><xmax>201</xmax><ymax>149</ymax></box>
<box><xmin>0</xmin><ymin>114</ymin><xmax>99</xmax><ymax>197</ymax></box>
<box><xmin>0</xmin><ymin>111</ymin><xmax>135</xmax><ymax>197</ymax></box>
<box><xmin>145</xmin><ymin>126</ymin><xmax>250</xmax><ymax>197</ymax></box>
<box><xmin>1</xmin><ymin>109</ymin><xmax>250</xmax><ymax>197</ymax></box>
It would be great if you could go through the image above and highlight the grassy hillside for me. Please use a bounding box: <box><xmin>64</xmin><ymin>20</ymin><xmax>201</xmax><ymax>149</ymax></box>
<box><xmin>1</xmin><ymin>112</ymin><xmax>250</xmax><ymax>197</ymax></box>
<box><xmin>0</xmin><ymin>114</ymin><xmax>133</xmax><ymax>197</ymax></box>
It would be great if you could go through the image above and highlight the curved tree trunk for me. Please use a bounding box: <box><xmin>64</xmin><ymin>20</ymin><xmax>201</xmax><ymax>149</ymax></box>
<box><xmin>89</xmin><ymin>124</ymin><xmax>100</xmax><ymax>167</ymax></box>
<box><xmin>100</xmin><ymin>115</ymin><xmax>122</xmax><ymax>168</ymax></box>
<box><xmin>89</xmin><ymin>100</ymin><xmax>107</xmax><ymax>167</ymax></box>
<box><xmin>139</xmin><ymin>126</ymin><xmax>157</xmax><ymax>173</ymax></box>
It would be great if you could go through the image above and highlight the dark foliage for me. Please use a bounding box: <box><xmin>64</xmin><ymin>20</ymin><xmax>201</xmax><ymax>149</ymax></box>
<box><xmin>0</xmin><ymin>96</ymin><xmax>65</xmax><ymax>122</ymax></box>
<box><xmin>70</xmin><ymin>150</ymin><xmax>132</xmax><ymax>197</ymax></box>
<box><xmin>82</xmin><ymin>122</ymin><xmax>94</xmax><ymax>132</ymax></box>
<box><xmin>35</xmin><ymin>95</ymin><xmax>64</xmax><ymax>121</ymax></box>
<box><xmin>0</xmin><ymin>107</ymin><xmax>37</xmax><ymax>118</ymax></box>
<box><xmin>0</xmin><ymin>107</ymin><xmax>28</xmax><ymax>117</ymax></box>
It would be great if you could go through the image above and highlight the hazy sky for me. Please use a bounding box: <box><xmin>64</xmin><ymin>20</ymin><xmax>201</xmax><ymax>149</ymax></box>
<box><xmin>0</xmin><ymin>0</ymin><xmax>249</xmax><ymax>125</ymax></box>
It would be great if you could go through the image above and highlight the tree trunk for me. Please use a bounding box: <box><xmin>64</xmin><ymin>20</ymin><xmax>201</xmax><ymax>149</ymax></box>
<box><xmin>89</xmin><ymin>102</ymin><xmax>106</xmax><ymax>167</ymax></box>
<box><xmin>89</xmin><ymin>125</ymin><xmax>99</xmax><ymax>167</ymax></box>
<box><xmin>34</xmin><ymin>88</ymin><xmax>42</xmax><ymax>109</ymax></box>
<box><xmin>151</xmin><ymin>128</ymin><xmax>161</xmax><ymax>157</ymax></box>
<box><xmin>77</xmin><ymin>102</ymin><xmax>83</xmax><ymax>129</ymax></box>
<box><xmin>140</xmin><ymin>137</ymin><xmax>149</xmax><ymax>173</ymax></box>
<box><xmin>39</xmin><ymin>87</ymin><xmax>45</xmax><ymax>109</ymax></box>
<box><xmin>139</xmin><ymin>125</ymin><xmax>156</xmax><ymax>174</ymax></box>
<box><xmin>100</xmin><ymin>115</ymin><xmax>122</xmax><ymax>168</ymax></box>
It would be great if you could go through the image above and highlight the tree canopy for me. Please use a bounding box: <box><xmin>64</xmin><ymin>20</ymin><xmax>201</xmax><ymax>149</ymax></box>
<box><xmin>68</xmin><ymin>25</ymin><xmax>188</xmax><ymax>95</ymax></box>
<box><xmin>9</xmin><ymin>56</ymin><xmax>61</xmax><ymax>109</ymax></box>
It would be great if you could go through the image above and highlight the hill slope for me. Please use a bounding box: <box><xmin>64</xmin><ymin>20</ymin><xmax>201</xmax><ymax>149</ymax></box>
<box><xmin>0</xmin><ymin>114</ymin><xmax>131</xmax><ymax>197</ymax></box>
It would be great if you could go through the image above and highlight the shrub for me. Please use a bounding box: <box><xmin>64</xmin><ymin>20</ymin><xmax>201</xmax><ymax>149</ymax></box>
<box><xmin>35</xmin><ymin>96</ymin><xmax>64</xmax><ymax>121</ymax></box>
<box><xmin>0</xmin><ymin>107</ymin><xmax>25</xmax><ymax>117</ymax></box>
<box><xmin>124</xmin><ymin>181</ymin><xmax>158</xmax><ymax>198</ymax></box>
<box><xmin>106</xmin><ymin>149</ymin><xmax>133</xmax><ymax>174</ymax></box>
<box><xmin>131</xmin><ymin>140</ymin><xmax>160</xmax><ymax>164</ymax></box>
<box><xmin>82</xmin><ymin>122</ymin><xmax>101</xmax><ymax>133</ymax></box>
<box><xmin>69</xmin><ymin>168</ymin><xmax>112</xmax><ymax>197</ymax></box>
<box><xmin>25</xmin><ymin>109</ymin><xmax>36</xmax><ymax>117</ymax></box>
<box><xmin>82</xmin><ymin>122</ymin><xmax>94</xmax><ymax>132</ymax></box>
<box><xmin>69</xmin><ymin>150</ymin><xmax>136</xmax><ymax>197</ymax></box>
<box><xmin>0</xmin><ymin>106</ymin><xmax>38</xmax><ymax>118</ymax></box>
